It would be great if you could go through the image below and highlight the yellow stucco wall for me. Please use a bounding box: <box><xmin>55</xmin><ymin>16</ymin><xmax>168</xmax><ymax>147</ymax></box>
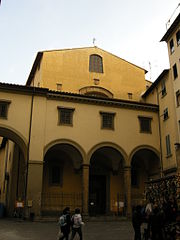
<box><xmin>0</xmin><ymin>91</ymin><xmax>32</xmax><ymax>148</ymax></box>
<box><xmin>144</xmin><ymin>70</ymin><xmax>178</xmax><ymax>172</ymax></box>
<box><xmin>0</xmin><ymin>47</ymin><xmax>160</xmax><ymax>216</ymax></box>
<box><xmin>32</xmin><ymin>47</ymin><xmax>147</xmax><ymax>101</ymax></box>
<box><xmin>40</xmin><ymin>99</ymin><xmax>160</xmax><ymax>164</ymax></box>
<box><xmin>166</xmin><ymin>25</ymin><xmax>180</xmax><ymax>143</ymax></box>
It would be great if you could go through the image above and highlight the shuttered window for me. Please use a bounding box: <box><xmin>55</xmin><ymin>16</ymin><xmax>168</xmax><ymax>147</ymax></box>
<box><xmin>166</xmin><ymin>135</ymin><xmax>171</xmax><ymax>156</ymax></box>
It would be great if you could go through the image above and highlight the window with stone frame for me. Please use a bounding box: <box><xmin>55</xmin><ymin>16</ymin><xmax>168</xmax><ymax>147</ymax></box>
<box><xmin>128</xmin><ymin>92</ymin><xmax>133</xmax><ymax>99</ymax></box>
<box><xmin>138</xmin><ymin>116</ymin><xmax>152</xmax><ymax>133</ymax></box>
<box><xmin>56</xmin><ymin>83</ymin><xmax>62</xmax><ymax>91</ymax></box>
<box><xmin>173</xmin><ymin>64</ymin><xmax>178</xmax><ymax>79</ymax></box>
<box><xmin>161</xmin><ymin>80</ymin><xmax>167</xmax><ymax>97</ymax></box>
<box><xmin>49</xmin><ymin>165</ymin><xmax>63</xmax><ymax>186</ymax></box>
<box><xmin>100</xmin><ymin>111</ymin><xmax>115</xmax><ymax>130</ymax></box>
<box><xmin>176</xmin><ymin>30</ymin><xmax>180</xmax><ymax>46</ymax></box>
<box><xmin>89</xmin><ymin>54</ymin><xmax>103</xmax><ymax>73</ymax></box>
<box><xmin>58</xmin><ymin>107</ymin><xmax>75</xmax><ymax>126</ymax></box>
<box><xmin>176</xmin><ymin>90</ymin><xmax>180</xmax><ymax>107</ymax></box>
<box><xmin>0</xmin><ymin>100</ymin><xmax>10</xmax><ymax>119</ymax></box>
<box><xmin>170</xmin><ymin>39</ymin><xmax>175</xmax><ymax>54</ymax></box>
<box><xmin>163</xmin><ymin>108</ymin><xmax>169</xmax><ymax>121</ymax></box>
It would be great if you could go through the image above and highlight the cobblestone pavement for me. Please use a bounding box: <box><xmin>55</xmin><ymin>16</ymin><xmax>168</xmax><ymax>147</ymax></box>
<box><xmin>0</xmin><ymin>219</ymin><xmax>134</xmax><ymax>240</ymax></box>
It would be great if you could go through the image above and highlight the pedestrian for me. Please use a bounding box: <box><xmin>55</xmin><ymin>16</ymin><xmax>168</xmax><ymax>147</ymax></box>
<box><xmin>58</xmin><ymin>207</ymin><xmax>71</xmax><ymax>240</ymax></box>
<box><xmin>149</xmin><ymin>204</ymin><xmax>164</xmax><ymax>240</ymax></box>
<box><xmin>145</xmin><ymin>202</ymin><xmax>153</xmax><ymax>239</ymax></box>
<box><xmin>70</xmin><ymin>208</ymin><xmax>84</xmax><ymax>240</ymax></box>
<box><xmin>132</xmin><ymin>205</ymin><xmax>142</xmax><ymax>240</ymax></box>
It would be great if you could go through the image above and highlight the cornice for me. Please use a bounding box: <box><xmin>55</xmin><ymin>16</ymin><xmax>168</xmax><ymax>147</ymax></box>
<box><xmin>0</xmin><ymin>82</ymin><xmax>158</xmax><ymax>112</ymax></box>
<box><xmin>47</xmin><ymin>92</ymin><xmax>158</xmax><ymax>112</ymax></box>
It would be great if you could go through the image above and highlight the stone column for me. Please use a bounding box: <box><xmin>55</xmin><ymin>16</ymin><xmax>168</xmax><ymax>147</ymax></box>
<box><xmin>82</xmin><ymin>164</ymin><xmax>89</xmax><ymax>216</ymax></box>
<box><xmin>123</xmin><ymin>166</ymin><xmax>132</xmax><ymax>217</ymax></box>
<box><xmin>26</xmin><ymin>160</ymin><xmax>44</xmax><ymax>218</ymax></box>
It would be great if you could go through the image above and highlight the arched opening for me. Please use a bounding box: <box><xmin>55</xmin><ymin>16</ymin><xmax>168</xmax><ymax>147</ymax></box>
<box><xmin>89</xmin><ymin>146</ymin><xmax>125</xmax><ymax>216</ymax></box>
<box><xmin>130</xmin><ymin>148</ymin><xmax>160</xmax><ymax>207</ymax></box>
<box><xmin>42</xmin><ymin>143</ymin><xmax>83</xmax><ymax>215</ymax></box>
<box><xmin>0</xmin><ymin>126</ymin><xmax>27</xmax><ymax>217</ymax></box>
<box><xmin>79</xmin><ymin>86</ymin><xmax>113</xmax><ymax>98</ymax></box>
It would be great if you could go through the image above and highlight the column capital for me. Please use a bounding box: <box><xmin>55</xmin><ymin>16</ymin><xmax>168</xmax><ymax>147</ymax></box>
<box><xmin>82</xmin><ymin>163</ymin><xmax>90</xmax><ymax>168</ymax></box>
<box><xmin>29</xmin><ymin>160</ymin><xmax>44</xmax><ymax>165</ymax></box>
<box><xmin>124</xmin><ymin>166</ymin><xmax>131</xmax><ymax>170</ymax></box>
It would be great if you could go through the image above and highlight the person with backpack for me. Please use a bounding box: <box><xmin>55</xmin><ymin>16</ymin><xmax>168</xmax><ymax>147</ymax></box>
<box><xmin>70</xmin><ymin>208</ymin><xmax>84</xmax><ymax>240</ymax></box>
<box><xmin>58</xmin><ymin>207</ymin><xmax>71</xmax><ymax>240</ymax></box>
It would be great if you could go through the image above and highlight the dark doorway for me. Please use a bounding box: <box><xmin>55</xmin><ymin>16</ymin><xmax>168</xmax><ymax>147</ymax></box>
<box><xmin>89</xmin><ymin>175</ymin><xmax>106</xmax><ymax>215</ymax></box>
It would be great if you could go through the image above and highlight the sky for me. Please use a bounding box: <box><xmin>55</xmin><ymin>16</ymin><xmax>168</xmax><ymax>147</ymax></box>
<box><xmin>0</xmin><ymin>0</ymin><xmax>180</xmax><ymax>85</ymax></box>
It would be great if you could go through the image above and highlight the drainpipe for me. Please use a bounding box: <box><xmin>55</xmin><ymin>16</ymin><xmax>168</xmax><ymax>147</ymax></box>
<box><xmin>4</xmin><ymin>140</ymin><xmax>9</xmax><ymax>207</ymax></box>
<box><xmin>16</xmin><ymin>150</ymin><xmax>20</xmax><ymax>199</ymax></box>
<box><xmin>24</xmin><ymin>87</ymin><xmax>35</xmax><ymax>216</ymax></box>
<box><xmin>156</xmin><ymin>87</ymin><xmax>163</xmax><ymax>178</ymax></box>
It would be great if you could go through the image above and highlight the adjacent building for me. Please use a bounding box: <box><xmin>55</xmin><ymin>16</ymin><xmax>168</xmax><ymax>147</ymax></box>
<box><xmin>143</xmin><ymin>12</ymin><xmax>180</xmax><ymax>176</ymax></box>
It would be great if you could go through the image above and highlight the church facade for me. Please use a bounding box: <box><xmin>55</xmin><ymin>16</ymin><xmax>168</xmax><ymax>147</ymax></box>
<box><xmin>0</xmin><ymin>12</ymin><xmax>180</xmax><ymax>219</ymax></box>
<box><xmin>0</xmin><ymin>47</ymin><xmax>161</xmax><ymax>218</ymax></box>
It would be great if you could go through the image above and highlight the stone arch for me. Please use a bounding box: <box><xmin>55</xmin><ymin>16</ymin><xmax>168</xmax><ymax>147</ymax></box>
<box><xmin>42</xmin><ymin>139</ymin><xmax>85</xmax><ymax>213</ymax></box>
<box><xmin>79</xmin><ymin>86</ymin><xmax>113</xmax><ymax>98</ymax></box>
<box><xmin>44</xmin><ymin>138</ymin><xmax>86</xmax><ymax>163</ymax></box>
<box><xmin>129</xmin><ymin>145</ymin><xmax>160</xmax><ymax>166</ymax></box>
<box><xmin>0</xmin><ymin>124</ymin><xmax>28</xmax><ymax>159</ymax></box>
<box><xmin>87</xmin><ymin>142</ymin><xmax>128</xmax><ymax>166</ymax></box>
<box><xmin>0</xmin><ymin>124</ymin><xmax>28</xmax><ymax>216</ymax></box>
<box><xmin>44</xmin><ymin>139</ymin><xmax>86</xmax><ymax>169</ymax></box>
<box><xmin>129</xmin><ymin>145</ymin><xmax>161</xmax><ymax>206</ymax></box>
<box><xmin>88</xmin><ymin>142</ymin><xmax>127</xmax><ymax>215</ymax></box>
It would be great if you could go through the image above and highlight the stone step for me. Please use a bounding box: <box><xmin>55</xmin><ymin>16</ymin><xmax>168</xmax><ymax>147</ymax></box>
<box><xmin>35</xmin><ymin>215</ymin><xmax>127</xmax><ymax>222</ymax></box>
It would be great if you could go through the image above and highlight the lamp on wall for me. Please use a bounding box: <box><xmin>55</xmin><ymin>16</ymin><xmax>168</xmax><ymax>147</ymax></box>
<box><xmin>174</xmin><ymin>142</ymin><xmax>180</xmax><ymax>150</ymax></box>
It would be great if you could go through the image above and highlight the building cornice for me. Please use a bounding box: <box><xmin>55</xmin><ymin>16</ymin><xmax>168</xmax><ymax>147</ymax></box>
<box><xmin>142</xmin><ymin>69</ymin><xmax>169</xmax><ymax>98</ymax></box>
<box><xmin>0</xmin><ymin>82</ymin><xmax>158</xmax><ymax>112</ymax></box>
<box><xmin>47</xmin><ymin>91</ymin><xmax>158</xmax><ymax>112</ymax></box>
<box><xmin>161</xmin><ymin>13</ymin><xmax>180</xmax><ymax>42</ymax></box>
<box><xmin>26</xmin><ymin>52</ymin><xmax>43</xmax><ymax>86</ymax></box>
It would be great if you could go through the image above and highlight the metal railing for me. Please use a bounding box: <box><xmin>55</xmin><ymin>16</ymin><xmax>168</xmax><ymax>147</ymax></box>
<box><xmin>41</xmin><ymin>192</ymin><xmax>82</xmax><ymax>213</ymax></box>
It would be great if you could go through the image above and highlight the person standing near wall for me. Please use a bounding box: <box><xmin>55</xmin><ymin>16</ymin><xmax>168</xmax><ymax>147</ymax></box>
<box><xmin>58</xmin><ymin>207</ymin><xmax>71</xmax><ymax>240</ymax></box>
<box><xmin>132</xmin><ymin>205</ymin><xmax>143</xmax><ymax>240</ymax></box>
<box><xmin>70</xmin><ymin>208</ymin><xmax>84</xmax><ymax>240</ymax></box>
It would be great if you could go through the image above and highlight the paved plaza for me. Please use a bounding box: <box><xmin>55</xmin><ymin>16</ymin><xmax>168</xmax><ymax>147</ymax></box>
<box><xmin>0</xmin><ymin>218</ymin><xmax>134</xmax><ymax>240</ymax></box>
